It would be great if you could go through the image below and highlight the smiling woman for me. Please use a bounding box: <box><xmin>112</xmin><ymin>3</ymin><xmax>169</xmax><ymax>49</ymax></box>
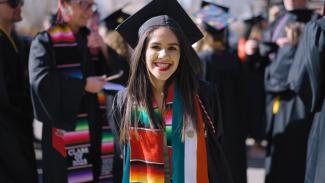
<box><xmin>109</xmin><ymin>0</ymin><xmax>234</xmax><ymax>183</ymax></box>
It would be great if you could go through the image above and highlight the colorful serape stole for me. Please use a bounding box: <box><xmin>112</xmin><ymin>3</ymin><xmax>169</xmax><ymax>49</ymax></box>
<box><xmin>49</xmin><ymin>24</ymin><xmax>94</xmax><ymax>183</ymax></box>
<box><xmin>124</xmin><ymin>83</ymin><xmax>209</xmax><ymax>183</ymax></box>
<box><xmin>97</xmin><ymin>91</ymin><xmax>115</xmax><ymax>183</ymax></box>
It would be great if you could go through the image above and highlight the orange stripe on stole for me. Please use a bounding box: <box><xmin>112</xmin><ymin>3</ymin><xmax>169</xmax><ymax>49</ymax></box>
<box><xmin>195</xmin><ymin>98</ymin><xmax>209</xmax><ymax>183</ymax></box>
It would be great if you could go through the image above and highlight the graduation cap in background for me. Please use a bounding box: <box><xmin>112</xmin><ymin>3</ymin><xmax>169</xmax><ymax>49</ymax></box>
<box><xmin>193</xmin><ymin>3</ymin><xmax>233</xmax><ymax>35</ymax></box>
<box><xmin>103</xmin><ymin>9</ymin><xmax>130</xmax><ymax>30</ymax></box>
<box><xmin>201</xmin><ymin>0</ymin><xmax>229</xmax><ymax>13</ymax></box>
<box><xmin>241</xmin><ymin>13</ymin><xmax>266</xmax><ymax>39</ymax></box>
<box><xmin>116</xmin><ymin>0</ymin><xmax>203</xmax><ymax>48</ymax></box>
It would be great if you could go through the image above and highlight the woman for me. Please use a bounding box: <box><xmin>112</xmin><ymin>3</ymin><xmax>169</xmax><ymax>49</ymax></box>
<box><xmin>29</xmin><ymin>0</ymin><xmax>117</xmax><ymax>182</ymax></box>
<box><xmin>110</xmin><ymin>0</ymin><xmax>233</xmax><ymax>182</ymax></box>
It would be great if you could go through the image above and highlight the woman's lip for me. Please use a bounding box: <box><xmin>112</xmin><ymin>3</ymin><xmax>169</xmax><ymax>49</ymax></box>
<box><xmin>154</xmin><ymin>62</ymin><xmax>171</xmax><ymax>71</ymax></box>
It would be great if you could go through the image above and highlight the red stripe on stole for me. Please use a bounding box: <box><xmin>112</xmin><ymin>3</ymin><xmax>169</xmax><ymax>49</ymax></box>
<box><xmin>52</xmin><ymin>128</ymin><xmax>67</xmax><ymax>157</ymax></box>
<box><xmin>168</xmin><ymin>147</ymin><xmax>172</xmax><ymax>174</ymax></box>
<box><xmin>50</xmin><ymin>33</ymin><xmax>76</xmax><ymax>43</ymax></box>
<box><xmin>129</xmin><ymin>129</ymin><xmax>164</xmax><ymax>163</ymax></box>
<box><xmin>97</xmin><ymin>92</ymin><xmax>106</xmax><ymax>106</ymax></box>
<box><xmin>166</xmin><ymin>83</ymin><xmax>174</xmax><ymax>103</ymax></box>
<box><xmin>64</xmin><ymin>131</ymin><xmax>90</xmax><ymax>145</ymax></box>
<box><xmin>101</xmin><ymin>143</ymin><xmax>114</xmax><ymax>154</ymax></box>
<box><xmin>165</xmin><ymin>108</ymin><xmax>172</xmax><ymax>125</ymax></box>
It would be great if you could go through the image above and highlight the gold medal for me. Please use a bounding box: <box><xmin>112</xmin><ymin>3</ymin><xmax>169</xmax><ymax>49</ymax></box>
<box><xmin>187</xmin><ymin>130</ymin><xmax>194</xmax><ymax>138</ymax></box>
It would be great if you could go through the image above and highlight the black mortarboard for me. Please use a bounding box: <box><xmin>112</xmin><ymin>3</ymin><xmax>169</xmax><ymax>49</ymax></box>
<box><xmin>201</xmin><ymin>0</ymin><xmax>229</xmax><ymax>13</ymax></box>
<box><xmin>116</xmin><ymin>0</ymin><xmax>203</xmax><ymax>48</ymax></box>
<box><xmin>103</xmin><ymin>9</ymin><xmax>130</xmax><ymax>30</ymax></box>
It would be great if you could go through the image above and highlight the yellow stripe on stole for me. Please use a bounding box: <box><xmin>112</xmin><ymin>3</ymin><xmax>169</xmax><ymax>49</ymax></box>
<box><xmin>0</xmin><ymin>27</ymin><xmax>18</xmax><ymax>53</ymax></box>
<box><xmin>272</xmin><ymin>96</ymin><xmax>281</xmax><ymax>115</ymax></box>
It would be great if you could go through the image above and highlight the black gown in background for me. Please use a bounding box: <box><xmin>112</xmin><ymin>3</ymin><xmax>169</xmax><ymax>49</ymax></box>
<box><xmin>0</xmin><ymin>29</ymin><xmax>37</xmax><ymax>182</ymax></box>
<box><xmin>261</xmin><ymin>9</ymin><xmax>320</xmax><ymax>183</ymax></box>
<box><xmin>199</xmin><ymin>50</ymin><xmax>247</xmax><ymax>183</ymax></box>
<box><xmin>287</xmin><ymin>18</ymin><xmax>325</xmax><ymax>183</ymax></box>
<box><xmin>29</xmin><ymin>27</ymin><xmax>103</xmax><ymax>183</ymax></box>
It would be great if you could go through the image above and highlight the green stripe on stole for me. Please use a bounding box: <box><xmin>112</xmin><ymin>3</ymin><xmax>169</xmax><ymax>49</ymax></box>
<box><xmin>122</xmin><ymin>144</ymin><xmax>131</xmax><ymax>183</ymax></box>
<box><xmin>172</xmin><ymin>87</ymin><xmax>184</xmax><ymax>183</ymax></box>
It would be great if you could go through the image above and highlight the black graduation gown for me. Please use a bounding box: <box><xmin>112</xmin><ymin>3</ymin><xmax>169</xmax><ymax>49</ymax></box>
<box><xmin>91</xmin><ymin>45</ymin><xmax>126</xmax><ymax>183</ymax></box>
<box><xmin>109</xmin><ymin>80</ymin><xmax>233</xmax><ymax>183</ymax></box>
<box><xmin>263</xmin><ymin>10</ymin><xmax>320</xmax><ymax>183</ymax></box>
<box><xmin>242</xmin><ymin>53</ymin><xmax>267</xmax><ymax>141</ymax></box>
<box><xmin>287</xmin><ymin>18</ymin><xmax>325</xmax><ymax>183</ymax></box>
<box><xmin>93</xmin><ymin>46</ymin><xmax>129</xmax><ymax>87</ymax></box>
<box><xmin>199</xmin><ymin>50</ymin><xmax>247</xmax><ymax>183</ymax></box>
<box><xmin>29</xmin><ymin>29</ymin><xmax>103</xmax><ymax>183</ymax></box>
<box><xmin>0</xmin><ymin>29</ymin><xmax>37</xmax><ymax>183</ymax></box>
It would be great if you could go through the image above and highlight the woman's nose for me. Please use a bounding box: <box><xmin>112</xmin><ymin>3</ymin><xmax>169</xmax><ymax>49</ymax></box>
<box><xmin>158</xmin><ymin>49</ymin><xmax>168</xmax><ymax>58</ymax></box>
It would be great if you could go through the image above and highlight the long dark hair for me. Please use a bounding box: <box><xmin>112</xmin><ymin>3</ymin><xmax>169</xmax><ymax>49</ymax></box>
<box><xmin>120</xmin><ymin>25</ymin><xmax>202</xmax><ymax>143</ymax></box>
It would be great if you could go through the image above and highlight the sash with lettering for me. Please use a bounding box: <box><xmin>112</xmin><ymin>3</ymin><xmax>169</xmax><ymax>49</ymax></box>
<box><xmin>48</xmin><ymin>24</ymin><xmax>94</xmax><ymax>183</ymax></box>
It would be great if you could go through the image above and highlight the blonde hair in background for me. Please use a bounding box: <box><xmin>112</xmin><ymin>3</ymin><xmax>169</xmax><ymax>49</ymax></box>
<box><xmin>104</xmin><ymin>30</ymin><xmax>130</xmax><ymax>61</ymax></box>
<box><xmin>285</xmin><ymin>22</ymin><xmax>305</xmax><ymax>46</ymax></box>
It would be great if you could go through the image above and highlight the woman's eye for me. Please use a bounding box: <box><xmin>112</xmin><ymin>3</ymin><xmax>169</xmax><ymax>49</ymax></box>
<box><xmin>169</xmin><ymin>47</ymin><xmax>178</xmax><ymax>51</ymax></box>
<box><xmin>150</xmin><ymin>45</ymin><xmax>160</xmax><ymax>50</ymax></box>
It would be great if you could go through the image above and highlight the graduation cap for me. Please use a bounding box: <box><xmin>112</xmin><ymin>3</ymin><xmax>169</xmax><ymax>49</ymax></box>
<box><xmin>193</xmin><ymin>3</ymin><xmax>233</xmax><ymax>35</ymax></box>
<box><xmin>201</xmin><ymin>0</ymin><xmax>229</xmax><ymax>13</ymax></box>
<box><xmin>116</xmin><ymin>0</ymin><xmax>203</xmax><ymax>48</ymax></box>
<box><xmin>103</xmin><ymin>9</ymin><xmax>130</xmax><ymax>30</ymax></box>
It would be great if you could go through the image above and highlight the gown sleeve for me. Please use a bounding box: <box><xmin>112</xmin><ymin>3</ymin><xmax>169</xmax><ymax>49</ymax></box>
<box><xmin>29</xmin><ymin>32</ymin><xmax>86</xmax><ymax>130</ymax></box>
<box><xmin>288</xmin><ymin>20</ymin><xmax>325</xmax><ymax>113</ymax></box>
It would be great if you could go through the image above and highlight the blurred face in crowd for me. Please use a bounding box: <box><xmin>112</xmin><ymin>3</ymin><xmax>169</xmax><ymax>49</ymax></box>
<box><xmin>62</xmin><ymin>0</ymin><xmax>95</xmax><ymax>28</ymax></box>
<box><xmin>0</xmin><ymin>0</ymin><xmax>23</xmax><ymax>24</ymax></box>
<box><xmin>145</xmin><ymin>26</ymin><xmax>180</xmax><ymax>85</ymax></box>
<box><xmin>283</xmin><ymin>0</ymin><xmax>307</xmax><ymax>11</ymax></box>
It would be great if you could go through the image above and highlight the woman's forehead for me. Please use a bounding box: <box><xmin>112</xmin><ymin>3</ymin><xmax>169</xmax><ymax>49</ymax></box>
<box><xmin>148</xmin><ymin>27</ymin><xmax>179</xmax><ymax>44</ymax></box>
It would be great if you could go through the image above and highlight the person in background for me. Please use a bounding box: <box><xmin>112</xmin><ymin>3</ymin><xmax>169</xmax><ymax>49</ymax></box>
<box><xmin>287</xmin><ymin>4</ymin><xmax>325</xmax><ymax>182</ymax></box>
<box><xmin>100</xmin><ymin>8</ymin><xmax>130</xmax><ymax>86</ymax></box>
<box><xmin>0</xmin><ymin>0</ymin><xmax>38</xmax><ymax>182</ymax></box>
<box><xmin>193</xmin><ymin>2</ymin><xmax>247</xmax><ymax>183</ymax></box>
<box><xmin>29</xmin><ymin>0</ymin><xmax>109</xmax><ymax>182</ymax></box>
<box><xmin>244</xmin><ymin>0</ymin><xmax>320</xmax><ymax>182</ymax></box>
<box><xmin>238</xmin><ymin>14</ymin><xmax>268</xmax><ymax>155</ymax></box>
<box><xmin>110</xmin><ymin>0</ymin><xmax>233</xmax><ymax>182</ymax></box>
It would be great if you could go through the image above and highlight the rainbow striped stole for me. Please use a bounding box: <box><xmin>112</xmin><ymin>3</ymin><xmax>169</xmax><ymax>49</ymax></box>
<box><xmin>124</xmin><ymin>84</ymin><xmax>209</xmax><ymax>183</ymax></box>
<box><xmin>97</xmin><ymin>91</ymin><xmax>115</xmax><ymax>182</ymax></box>
<box><xmin>48</xmin><ymin>24</ymin><xmax>77</xmax><ymax>47</ymax></box>
<box><xmin>49</xmin><ymin>24</ymin><xmax>94</xmax><ymax>183</ymax></box>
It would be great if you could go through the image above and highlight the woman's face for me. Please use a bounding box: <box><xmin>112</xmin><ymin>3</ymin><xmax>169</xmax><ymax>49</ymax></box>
<box><xmin>145</xmin><ymin>27</ymin><xmax>180</xmax><ymax>85</ymax></box>
<box><xmin>64</xmin><ymin>0</ymin><xmax>94</xmax><ymax>27</ymax></box>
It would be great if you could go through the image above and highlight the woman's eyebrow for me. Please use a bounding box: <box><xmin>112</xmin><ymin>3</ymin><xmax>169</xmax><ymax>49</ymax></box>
<box><xmin>149</xmin><ymin>42</ymin><xmax>179</xmax><ymax>46</ymax></box>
